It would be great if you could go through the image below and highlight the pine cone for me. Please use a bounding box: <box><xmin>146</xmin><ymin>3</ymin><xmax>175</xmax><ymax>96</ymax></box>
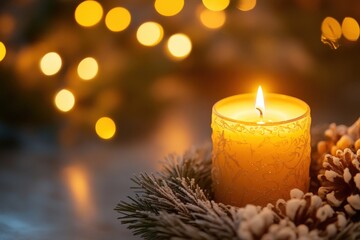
<box><xmin>237</xmin><ymin>205</ymin><xmax>278</xmax><ymax>239</ymax></box>
<box><xmin>317</xmin><ymin>118</ymin><xmax>360</xmax><ymax>156</ymax></box>
<box><xmin>318</xmin><ymin>148</ymin><xmax>360</xmax><ymax>217</ymax></box>
<box><xmin>312</xmin><ymin>118</ymin><xmax>360</xmax><ymax>194</ymax></box>
<box><xmin>265</xmin><ymin>189</ymin><xmax>347</xmax><ymax>239</ymax></box>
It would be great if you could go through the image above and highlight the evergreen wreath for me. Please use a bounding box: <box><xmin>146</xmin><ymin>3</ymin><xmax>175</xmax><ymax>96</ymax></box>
<box><xmin>115</xmin><ymin>119</ymin><xmax>360</xmax><ymax>240</ymax></box>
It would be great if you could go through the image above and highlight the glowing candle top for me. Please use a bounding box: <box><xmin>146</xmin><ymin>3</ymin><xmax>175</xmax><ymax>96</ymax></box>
<box><xmin>213</xmin><ymin>86</ymin><xmax>310</xmax><ymax>126</ymax></box>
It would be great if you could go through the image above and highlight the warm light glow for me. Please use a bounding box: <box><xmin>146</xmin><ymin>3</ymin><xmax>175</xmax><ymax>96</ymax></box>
<box><xmin>77</xmin><ymin>57</ymin><xmax>98</xmax><ymax>80</ymax></box>
<box><xmin>0</xmin><ymin>14</ymin><xmax>15</xmax><ymax>36</ymax></box>
<box><xmin>63</xmin><ymin>165</ymin><xmax>95</xmax><ymax>219</ymax></box>
<box><xmin>75</xmin><ymin>1</ymin><xmax>103</xmax><ymax>27</ymax></box>
<box><xmin>154</xmin><ymin>0</ymin><xmax>184</xmax><ymax>16</ymax></box>
<box><xmin>54</xmin><ymin>89</ymin><xmax>75</xmax><ymax>112</ymax></box>
<box><xmin>255</xmin><ymin>86</ymin><xmax>265</xmax><ymax>116</ymax></box>
<box><xmin>212</xmin><ymin>93</ymin><xmax>311</xmax><ymax>206</ymax></box>
<box><xmin>136</xmin><ymin>22</ymin><xmax>164</xmax><ymax>47</ymax></box>
<box><xmin>153</xmin><ymin>111</ymin><xmax>192</xmax><ymax>165</ymax></box>
<box><xmin>166</xmin><ymin>33</ymin><xmax>192</xmax><ymax>60</ymax></box>
<box><xmin>95</xmin><ymin>117</ymin><xmax>116</xmax><ymax>140</ymax></box>
<box><xmin>202</xmin><ymin>0</ymin><xmax>230</xmax><ymax>11</ymax></box>
<box><xmin>237</xmin><ymin>0</ymin><xmax>256</xmax><ymax>11</ymax></box>
<box><xmin>199</xmin><ymin>9</ymin><xmax>226</xmax><ymax>29</ymax></box>
<box><xmin>105</xmin><ymin>7</ymin><xmax>131</xmax><ymax>32</ymax></box>
<box><xmin>342</xmin><ymin>17</ymin><xmax>360</xmax><ymax>41</ymax></box>
<box><xmin>0</xmin><ymin>42</ymin><xmax>6</xmax><ymax>62</ymax></box>
<box><xmin>40</xmin><ymin>52</ymin><xmax>62</xmax><ymax>76</ymax></box>
<box><xmin>321</xmin><ymin>17</ymin><xmax>342</xmax><ymax>40</ymax></box>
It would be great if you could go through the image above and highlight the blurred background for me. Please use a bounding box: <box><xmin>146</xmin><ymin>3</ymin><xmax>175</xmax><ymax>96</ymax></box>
<box><xmin>1</xmin><ymin>0</ymin><xmax>360</xmax><ymax>239</ymax></box>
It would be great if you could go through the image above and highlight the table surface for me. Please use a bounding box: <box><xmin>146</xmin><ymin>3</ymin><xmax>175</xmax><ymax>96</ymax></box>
<box><xmin>0</xmin><ymin>100</ymin><xmax>211</xmax><ymax>240</ymax></box>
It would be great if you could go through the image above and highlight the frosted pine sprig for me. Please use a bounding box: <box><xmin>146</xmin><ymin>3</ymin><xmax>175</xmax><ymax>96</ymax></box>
<box><xmin>116</xmin><ymin>145</ymin><xmax>355</xmax><ymax>239</ymax></box>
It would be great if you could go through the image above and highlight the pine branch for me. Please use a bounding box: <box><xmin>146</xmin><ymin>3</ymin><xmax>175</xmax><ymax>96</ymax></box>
<box><xmin>115</xmin><ymin>144</ymin><xmax>355</xmax><ymax>239</ymax></box>
<box><xmin>115</xmin><ymin>172</ymin><xmax>241</xmax><ymax>239</ymax></box>
<box><xmin>161</xmin><ymin>146</ymin><xmax>213</xmax><ymax>197</ymax></box>
<box><xmin>115</xmin><ymin>146</ymin><xmax>241</xmax><ymax>239</ymax></box>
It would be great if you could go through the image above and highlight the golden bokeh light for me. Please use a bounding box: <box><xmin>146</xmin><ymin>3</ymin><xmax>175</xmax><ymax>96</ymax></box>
<box><xmin>154</xmin><ymin>0</ymin><xmax>184</xmax><ymax>17</ymax></box>
<box><xmin>40</xmin><ymin>52</ymin><xmax>62</xmax><ymax>76</ymax></box>
<box><xmin>136</xmin><ymin>22</ymin><xmax>164</xmax><ymax>47</ymax></box>
<box><xmin>75</xmin><ymin>1</ymin><xmax>103</xmax><ymax>27</ymax></box>
<box><xmin>54</xmin><ymin>89</ymin><xmax>75</xmax><ymax>112</ymax></box>
<box><xmin>202</xmin><ymin>0</ymin><xmax>230</xmax><ymax>11</ymax></box>
<box><xmin>166</xmin><ymin>33</ymin><xmax>192</xmax><ymax>60</ymax></box>
<box><xmin>0</xmin><ymin>42</ymin><xmax>6</xmax><ymax>62</ymax></box>
<box><xmin>342</xmin><ymin>17</ymin><xmax>360</xmax><ymax>41</ymax></box>
<box><xmin>321</xmin><ymin>17</ymin><xmax>342</xmax><ymax>41</ymax></box>
<box><xmin>95</xmin><ymin>117</ymin><xmax>116</xmax><ymax>140</ymax></box>
<box><xmin>199</xmin><ymin>9</ymin><xmax>226</xmax><ymax>29</ymax></box>
<box><xmin>237</xmin><ymin>0</ymin><xmax>256</xmax><ymax>11</ymax></box>
<box><xmin>105</xmin><ymin>7</ymin><xmax>131</xmax><ymax>32</ymax></box>
<box><xmin>77</xmin><ymin>57</ymin><xmax>98</xmax><ymax>80</ymax></box>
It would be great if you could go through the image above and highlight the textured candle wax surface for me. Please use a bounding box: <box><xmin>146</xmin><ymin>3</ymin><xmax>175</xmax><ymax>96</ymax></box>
<box><xmin>211</xmin><ymin>94</ymin><xmax>311</xmax><ymax>207</ymax></box>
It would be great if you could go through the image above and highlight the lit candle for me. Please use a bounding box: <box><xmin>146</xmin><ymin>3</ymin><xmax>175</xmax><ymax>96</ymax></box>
<box><xmin>211</xmin><ymin>86</ymin><xmax>311</xmax><ymax>207</ymax></box>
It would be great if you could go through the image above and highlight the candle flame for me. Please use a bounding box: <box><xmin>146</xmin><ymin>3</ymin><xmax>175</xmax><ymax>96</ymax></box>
<box><xmin>255</xmin><ymin>86</ymin><xmax>265</xmax><ymax>118</ymax></box>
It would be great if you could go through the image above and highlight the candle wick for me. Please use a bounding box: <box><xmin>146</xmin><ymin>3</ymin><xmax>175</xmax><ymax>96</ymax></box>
<box><xmin>256</xmin><ymin>107</ymin><xmax>263</xmax><ymax>119</ymax></box>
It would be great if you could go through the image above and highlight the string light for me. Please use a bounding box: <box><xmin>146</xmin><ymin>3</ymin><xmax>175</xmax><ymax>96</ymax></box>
<box><xmin>40</xmin><ymin>52</ymin><xmax>62</xmax><ymax>76</ymax></box>
<box><xmin>166</xmin><ymin>33</ymin><xmax>192</xmax><ymax>60</ymax></box>
<box><xmin>342</xmin><ymin>17</ymin><xmax>360</xmax><ymax>41</ymax></box>
<box><xmin>77</xmin><ymin>57</ymin><xmax>98</xmax><ymax>80</ymax></box>
<box><xmin>237</xmin><ymin>0</ymin><xmax>256</xmax><ymax>11</ymax></box>
<box><xmin>54</xmin><ymin>89</ymin><xmax>75</xmax><ymax>112</ymax></box>
<box><xmin>0</xmin><ymin>41</ymin><xmax>6</xmax><ymax>62</ymax></box>
<box><xmin>154</xmin><ymin>0</ymin><xmax>184</xmax><ymax>16</ymax></box>
<box><xmin>75</xmin><ymin>1</ymin><xmax>103</xmax><ymax>27</ymax></box>
<box><xmin>321</xmin><ymin>17</ymin><xmax>342</xmax><ymax>41</ymax></box>
<box><xmin>136</xmin><ymin>22</ymin><xmax>164</xmax><ymax>47</ymax></box>
<box><xmin>105</xmin><ymin>7</ymin><xmax>131</xmax><ymax>32</ymax></box>
<box><xmin>95</xmin><ymin>117</ymin><xmax>116</xmax><ymax>140</ymax></box>
<box><xmin>199</xmin><ymin>9</ymin><xmax>226</xmax><ymax>29</ymax></box>
<box><xmin>202</xmin><ymin>0</ymin><xmax>229</xmax><ymax>11</ymax></box>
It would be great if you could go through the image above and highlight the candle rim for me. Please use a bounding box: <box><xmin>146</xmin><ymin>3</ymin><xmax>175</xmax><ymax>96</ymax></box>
<box><xmin>212</xmin><ymin>93</ymin><xmax>310</xmax><ymax>126</ymax></box>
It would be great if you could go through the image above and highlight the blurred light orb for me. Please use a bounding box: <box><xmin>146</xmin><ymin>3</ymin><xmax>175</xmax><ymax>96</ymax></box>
<box><xmin>40</xmin><ymin>52</ymin><xmax>62</xmax><ymax>76</ymax></box>
<box><xmin>321</xmin><ymin>17</ymin><xmax>342</xmax><ymax>40</ymax></box>
<box><xmin>237</xmin><ymin>0</ymin><xmax>256</xmax><ymax>11</ymax></box>
<box><xmin>199</xmin><ymin>9</ymin><xmax>226</xmax><ymax>29</ymax></box>
<box><xmin>154</xmin><ymin>0</ymin><xmax>184</xmax><ymax>16</ymax></box>
<box><xmin>55</xmin><ymin>89</ymin><xmax>75</xmax><ymax>112</ymax></box>
<box><xmin>95</xmin><ymin>117</ymin><xmax>116</xmax><ymax>140</ymax></box>
<box><xmin>136</xmin><ymin>22</ymin><xmax>164</xmax><ymax>47</ymax></box>
<box><xmin>75</xmin><ymin>1</ymin><xmax>103</xmax><ymax>27</ymax></box>
<box><xmin>202</xmin><ymin>0</ymin><xmax>229</xmax><ymax>11</ymax></box>
<box><xmin>167</xmin><ymin>34</ymin><xmax>192</xmax><ymax>59</ymax></box>
<box><xmin>105</xmin><ymin>7</ymin><xmax>131</xmax><ymax>32</ymax></box>
<box><xmin>77</xmin><ymin>57</ymin><xmax>98</xmax><ymax>80</ymax></box>
<box><xmin>0</xmin><ymin>42</ymin><xmax>6</xmax><ymax>62</ymax></box>
<box><xmin>342</xmin><ymin>17</ymin><xmax>360</xmax><ymax>41</ymax></box>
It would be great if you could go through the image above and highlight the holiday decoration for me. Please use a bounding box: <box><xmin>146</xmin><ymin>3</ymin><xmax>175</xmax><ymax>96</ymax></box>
<box><xmin>269</xmin><ymin>190</ymin><xmax>347</xmax><ymax>239</ymax></box>
<box><xmin>116</xmin><ymin>118</ymin><xmax>360</xmax><ymax>240</ymax></box>
<box><xmin>318</xmin><ymin>149</ymin><xmax>360</xmax><ymax>218</ymax></box>
<box><xmin>317</xmin><ymin>118</ymin><xmax>360</xmax><ymax>157</ymax></box>
<box><xmin>212</xmin><ymin>88</ymin><xmax>311</xmax><ymax>207</ymax></box>
<box><xmin>315</xmin><ymin>118</ymin><xmax>360</xmax><ymax>220</ymax></box>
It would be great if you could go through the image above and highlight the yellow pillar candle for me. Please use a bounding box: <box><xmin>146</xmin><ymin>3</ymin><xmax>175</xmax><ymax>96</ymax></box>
<box><xmin>211</xmin><ymin>87</ymin><xmax>311</xmax><ymax>207</ymax></box>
